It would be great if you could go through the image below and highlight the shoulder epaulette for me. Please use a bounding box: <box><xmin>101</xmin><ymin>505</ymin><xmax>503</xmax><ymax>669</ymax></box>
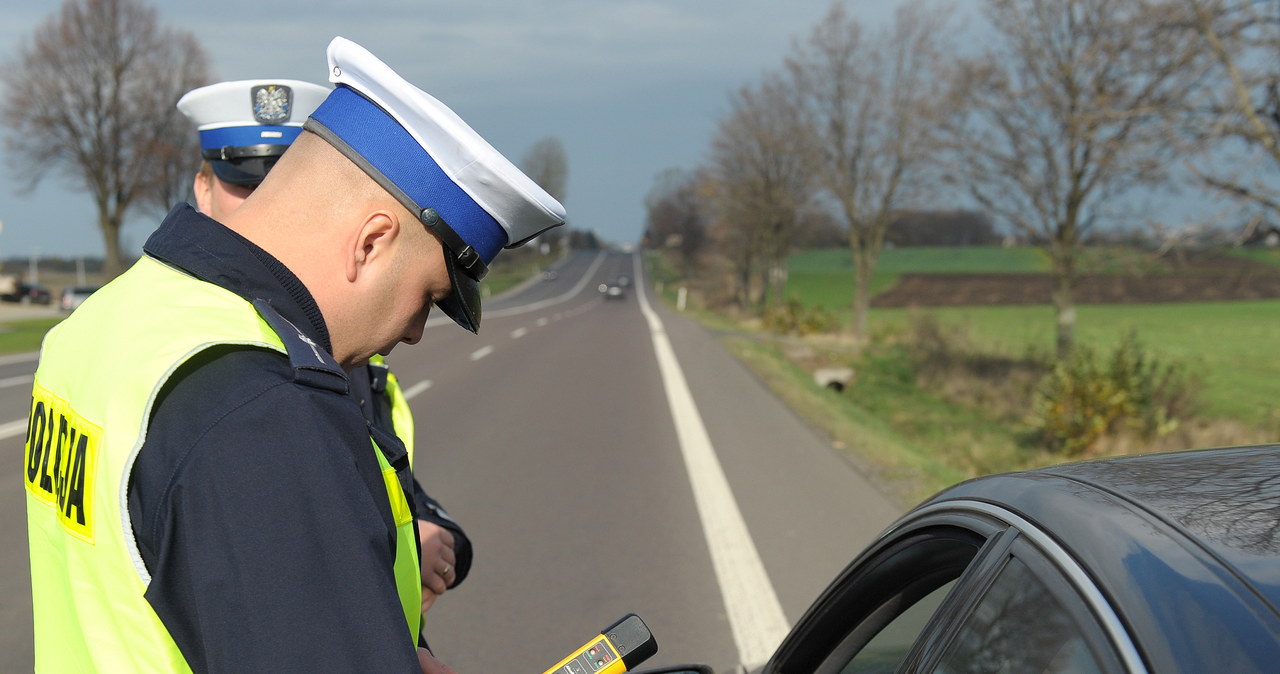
<box><xmin>252</xmin><ymin>298</ymin><xmax>349</xmax><ymax>394</ymax></box>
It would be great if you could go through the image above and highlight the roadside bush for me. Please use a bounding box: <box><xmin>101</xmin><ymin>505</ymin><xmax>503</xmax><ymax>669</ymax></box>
<box><xmin>1032</xmin><ymin>335</ymin><xmax>1199</xmax><ymax>458</ymax></box>
<box><xmin>763</xmin><ymin>299</ymin><xmax>836</xmax><ymax>335</ymax></box>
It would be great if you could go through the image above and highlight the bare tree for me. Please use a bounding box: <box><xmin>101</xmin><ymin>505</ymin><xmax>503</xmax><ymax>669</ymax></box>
<box><xmin>952</xmin><ymin>0</ymin><xmax>1208</xmax><ymax>358</ymax></box>
<box><xmin>522</xmin><ymin>136</ymin><xmax>569</xmax><ymax>205</ymax></box>
<box><xmin>707</xmin><ymin>74</ymin><xmax>817</xmax><ymax>312</ymax></box>
<box><xmin>786</xmin><ymin>1</ymin><xmax>957</xmax><ymax>342</ymax></box>
<box><xmin>1</xmin><ymin>0</ymin><xmax>211</xmax><ymax>278</ymax></box>
<box><xmin>520</xmin><ymin>136</ymin><xmax>569</xmax><ymax>252</ymax></box>
<box><xmin>644</xmin><ymin>167</ymin><xmax>708</xmax><ymax>274</ymax></box>
<box><xmin>144</xmin><ymin>64</ymin><xmax>207</xmax><ymax>217</ymax></box>
<box><xmin>1171</xmin><ymin>1</ymin><xmax>1280</xmax><ymax>218</ymax></box>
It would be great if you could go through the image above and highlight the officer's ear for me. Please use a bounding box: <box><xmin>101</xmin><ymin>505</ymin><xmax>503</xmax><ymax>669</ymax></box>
<box><xmin>345</xmin><ymin>210</ymin><xmax>399</xmax><ymax>283</ymax></box>
<box><xmin>192</xmin><ymin>171</ymin><xmax>213</xmax><ymax>216</ymax></box>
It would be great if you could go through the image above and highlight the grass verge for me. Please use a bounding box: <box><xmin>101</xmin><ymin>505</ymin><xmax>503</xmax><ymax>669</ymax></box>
<box><xmin>720</xmin><ymin>334</ymin><xmax>969</xmax><ymax>505</ymax></box>
<box><xmin>0</xmin><ymin>317</ymin><xmax>62</xmax><ymax>355</ymax></box>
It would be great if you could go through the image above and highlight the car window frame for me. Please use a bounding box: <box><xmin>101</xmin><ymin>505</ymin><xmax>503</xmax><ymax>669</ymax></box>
<box><xmin>763</xmin><ymin>502</ymin><xmax>1148</xmax><ymax>674</ymax></box>
<box><xmin>763</xmin><ymin>512</ymin><xmax>1002</xmax><ymax>674</ymax></box>
<box><xmin>912</xmin><ymin>535</ymin><xmax>1129</xmax><ymax>674</ymax></box>
<box><xmin>907</xmin><ymin>501</ymin><xmax>1148</xmax><ymax>674</ymax></box>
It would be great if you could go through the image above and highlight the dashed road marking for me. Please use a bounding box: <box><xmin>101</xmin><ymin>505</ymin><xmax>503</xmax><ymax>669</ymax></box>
<box><xmin>402</xmin><ymin>380</ymin><xmax>432</xmax><ymax>400</ymax></box>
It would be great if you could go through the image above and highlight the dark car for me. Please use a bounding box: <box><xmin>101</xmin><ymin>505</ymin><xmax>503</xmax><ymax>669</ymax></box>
<box><xmin>3</xmin><ymin>283</ymin><xmax>51</xmax><ymax>305</ymax></box>
<box><xmin>640</xmin><ymin>445</ymin><xmax>1280</xmax><ymax>674</ymax></box>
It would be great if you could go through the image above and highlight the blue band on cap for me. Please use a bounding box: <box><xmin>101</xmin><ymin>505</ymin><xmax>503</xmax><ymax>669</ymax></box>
<box><xmin>309</xmin><ymin>86</ymin><xmax>506</xmax><ymax>264</ymax></box>
<box><xmin>199</xmin><ymin>125</ymin><xmax>302</xmax><ymax>151</ymax></box>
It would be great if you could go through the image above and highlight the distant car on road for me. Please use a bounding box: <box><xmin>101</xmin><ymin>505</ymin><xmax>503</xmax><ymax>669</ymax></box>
<box><xmin>615</xmin><ymin>274</ymin><xmax>631</xmax><ymax>288</ymax></box>
<box><xmin>641</xmin><ymin>445</ymin><xmax>1280</xmax><ymax>674</ymax></box>
<box><xmin>598</xmin><ymin>282</ymin><xmax>625</xmax><ymax>300</ymax></box>
<box><xmin>2</xmin><ymin>283</ymin><xmax>51</xmax><ymax>305</ymax></box>
<box><xmin>59</xmin><ymin>285</ymin><xmax>100</xmax><ymax>312</ymax></box>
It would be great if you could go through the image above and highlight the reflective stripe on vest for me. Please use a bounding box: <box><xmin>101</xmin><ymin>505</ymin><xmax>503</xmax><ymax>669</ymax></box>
<box><xmin>25</xmin><ymin>255</ymin><xmax>421</xmax><ymax>671</ymax></box>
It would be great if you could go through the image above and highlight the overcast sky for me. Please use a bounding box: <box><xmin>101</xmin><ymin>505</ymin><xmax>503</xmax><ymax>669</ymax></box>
<box><xmin>0</xmin><ymin>0</ymin><xmax>906</xmax><ymax>260</ymax></box>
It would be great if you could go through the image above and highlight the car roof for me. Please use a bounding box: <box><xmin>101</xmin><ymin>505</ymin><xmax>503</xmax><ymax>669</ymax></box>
<box><xmin>929</xmin><ymin>445</ymin><xmax>1280</xmax><ymax>671</ymax></box>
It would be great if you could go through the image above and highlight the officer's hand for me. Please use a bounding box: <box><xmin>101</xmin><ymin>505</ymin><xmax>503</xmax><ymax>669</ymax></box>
<box><xmin>418</xmin><ymin>520</ymin><xmax>457</xmax><ymax>612</ymax></box>
<box><xmin>417</xmin><ymin>647</ymin><xmax>458</xmax><ymax>674</ymax></box>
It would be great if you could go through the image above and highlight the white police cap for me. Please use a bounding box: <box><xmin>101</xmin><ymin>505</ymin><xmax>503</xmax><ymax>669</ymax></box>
<box><xmin>304</xmin><ymin>37</ymin><xmax>567</xmax><ymax>333</ymax></box>
<box><xmin>178</xmin><ymin>79</ymin><xmax>331</xmax><ymax>185</ymax></box>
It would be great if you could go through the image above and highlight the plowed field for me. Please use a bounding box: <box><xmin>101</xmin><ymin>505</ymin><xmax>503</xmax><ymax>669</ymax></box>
<box><xmin>872</xmin><ymin>250</ymin><xmax>1280</xmax><ymax>307</ymax></box>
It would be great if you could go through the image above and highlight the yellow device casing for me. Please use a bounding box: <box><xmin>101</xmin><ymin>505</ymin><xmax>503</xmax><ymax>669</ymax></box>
<box><xmin>542</xmin><ymin>634</ymin><xmax>626</xmax><ymax>674</ymax></box>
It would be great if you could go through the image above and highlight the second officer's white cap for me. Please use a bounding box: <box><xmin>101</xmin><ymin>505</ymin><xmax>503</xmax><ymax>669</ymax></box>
<box><xmin>178</xmin><ymin>79</ymin><xmax>331</xmax><ymax>185</ymax></box>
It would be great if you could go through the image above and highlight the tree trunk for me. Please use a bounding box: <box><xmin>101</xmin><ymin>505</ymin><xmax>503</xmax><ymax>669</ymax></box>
<box><xmin>850</xmin><ymin>236</ymin><xmax>873</xmax><ymax>343</ymax></box>
<box><xmin>98</xmin><ymin>205</ymin><xmax>125</xmax><ymax>280</ymax></box>
<box><xmin>1053</xmin><ymin>272</ymin><xmax>1076</xmax><ymax>360</ymax></box>
<box><xmin>853</xmin><ymin>265</ymin><xmax>870</xmax><ymax>342</ymax></box>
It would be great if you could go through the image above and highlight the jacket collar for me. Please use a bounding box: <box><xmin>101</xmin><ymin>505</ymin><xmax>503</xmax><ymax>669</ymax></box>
<box><xmin>143</xmin><ymin>204</ymin><xmax>332</xmax><ymax>355</ymax></box>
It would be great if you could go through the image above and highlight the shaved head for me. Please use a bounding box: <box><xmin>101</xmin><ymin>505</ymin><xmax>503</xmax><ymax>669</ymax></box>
<box><xmin>218</xmin><ymin>130</ymin><xmax>446</xmax><ymax>369</ymax></box>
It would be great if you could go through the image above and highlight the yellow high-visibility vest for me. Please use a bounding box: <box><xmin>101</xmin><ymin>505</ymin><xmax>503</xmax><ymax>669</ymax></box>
<box><xmin>25</xmin><ymin>255</ymin><xmax>421</xmax><ymax>672</ymax></box>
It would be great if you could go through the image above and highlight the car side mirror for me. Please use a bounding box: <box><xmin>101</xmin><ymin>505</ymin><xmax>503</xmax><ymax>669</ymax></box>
<box><xmin>630</xmin><ymin>666</ymin><xmax>715</xmax><ymax>674</ymax></box>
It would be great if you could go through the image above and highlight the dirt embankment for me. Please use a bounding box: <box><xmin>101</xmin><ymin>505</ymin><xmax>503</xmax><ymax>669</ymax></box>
<box><xmin>872</xmin><ymin>251</ymin><xmax>1280</xmax><ymax>307</ymax></box>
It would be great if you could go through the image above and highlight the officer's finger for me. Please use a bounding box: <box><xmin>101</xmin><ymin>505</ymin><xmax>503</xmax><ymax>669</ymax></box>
<box><xmin>424</xmin><ymin>570</ymin><xmax>448</xmax><ymax>596</ymax></box>
<box><xmin>417</xmin><ymin>647</ymin><xmax>457</xmax><ymax>674</ymax></box>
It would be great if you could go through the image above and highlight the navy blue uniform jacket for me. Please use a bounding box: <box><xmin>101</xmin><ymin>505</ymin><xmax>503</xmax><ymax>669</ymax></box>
<box><xmin>126</xmin><ymin>204</ymin><xmax>469</xmax><ymax>672</ymax></box>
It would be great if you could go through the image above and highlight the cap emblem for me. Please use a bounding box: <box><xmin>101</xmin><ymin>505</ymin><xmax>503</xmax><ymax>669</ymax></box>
<box><xmin>252</xmin><ymin>84</ymin><xmax>293</xmax><ymax>124</ymax></box>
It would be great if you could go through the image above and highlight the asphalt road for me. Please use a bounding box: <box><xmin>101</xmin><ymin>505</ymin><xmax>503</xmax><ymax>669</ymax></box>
<box><xmin>0</xmin><ymin>251</ymin><xmax>904</xmax><ymax>672</ymax></box>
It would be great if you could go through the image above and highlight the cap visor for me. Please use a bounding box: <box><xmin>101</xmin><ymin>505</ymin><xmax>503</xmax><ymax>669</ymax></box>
<box><xmin>210</xmin><ymin>157</ymin><xmax>277</xmax><ymax>186</ymax></box>
<box><xmin>435</xmin><ymin>249</ymin><xmax>481</xmax><ymax>333</ymax></box>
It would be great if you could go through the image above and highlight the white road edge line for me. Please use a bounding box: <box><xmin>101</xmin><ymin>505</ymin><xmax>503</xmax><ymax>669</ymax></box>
<box><xmin>469</xmin><ymin>345</ymin><xmax>494</xmax><ymax>361</ymax></box>
<box><xmin>402</xmin><ymin>380</ymin><xmax>432</xmax><ymax>400</ymax></box>
<box><xmin>632</xmin><ymin>253</ymin><xmax>789</xmax><ymax>667</ymax></box>
<box><xmin>0</xmin><ymin>417</ymin><xmax>28</xmax><ymax>440</ymax></box>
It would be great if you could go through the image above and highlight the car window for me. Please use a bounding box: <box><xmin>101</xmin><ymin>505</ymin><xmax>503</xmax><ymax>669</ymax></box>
<box><xmin>930</xmin><ymin>556</ymin><xmax>1111</xmax><ymax>674</ymax></box>
<box><xmin>765</xmin><ymin>525</ymin><xmax>993</xmax><ymax>674</ymax></box>
<box><xmin>839</xmin><ymin>580</ymin><xmax>956</xmax><ymax>674</ymax></box>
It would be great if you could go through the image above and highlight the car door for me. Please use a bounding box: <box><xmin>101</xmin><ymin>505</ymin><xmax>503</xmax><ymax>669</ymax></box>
<box><xmin>762</xmin><ymin>504</ymin><xmax>1142</xmax><ymax>674</ymax></box>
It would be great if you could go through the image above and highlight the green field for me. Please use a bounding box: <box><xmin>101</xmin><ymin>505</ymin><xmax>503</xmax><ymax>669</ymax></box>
<box><xmin>783</xmin><ymin>247</ymin><xmax>1280</xmax><ymax>427</ymax></box>
<box><xmin>786</xmin><ymin>246</ymin><xmax>1051</xmax><ymax>312</ymax></box>
<box><xmin>1229</xmin><ymin>246</ymin><xmax>1280</xmax><ymax>268</ymax></box>
<box><xmin>868</xmin><ymin>301</ymin><xmax>1280</xmax><ymax>427</ymax></box>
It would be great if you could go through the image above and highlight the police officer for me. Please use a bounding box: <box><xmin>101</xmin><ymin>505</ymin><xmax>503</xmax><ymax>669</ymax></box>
<box><xmin>177</xmin><ymin>78</ymin><xmax>471</xmax><ymax>614</ymax></box>
<box><xmin>24</xmin><ymin>37</ymin><xmax>565</xmax><ymax>672</ymax></box>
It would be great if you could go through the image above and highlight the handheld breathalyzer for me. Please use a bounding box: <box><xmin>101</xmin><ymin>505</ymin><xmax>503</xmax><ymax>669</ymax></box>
<box><xmin>542</xmin><ymin>613</ymin><xmax>658</xmax><ymax>674</ymax></box>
